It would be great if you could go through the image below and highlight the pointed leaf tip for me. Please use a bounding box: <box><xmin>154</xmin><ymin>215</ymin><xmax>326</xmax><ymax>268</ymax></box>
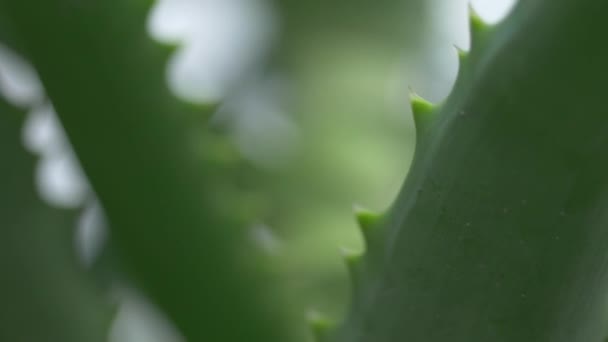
<box><xmin>453</xmin><ymin>44</ymin><xmax>468</xmax><ymax>62</ymax></box>
<box><xmin>307</xmin><ymin>310</ymin><xmax>333</xmax><ymax>341</ymax></box>
<box><xmin>409</xmin><ymin>90</ymin><xmax>434</xmax><ymax>115</ymax></box>
<box><xmin>453</xmin><ymin>45</ymin><xmax>469</xmax><ymax>81</ymax></box>
<box><xmin>468</xmin><ymin>3</ymin><xmax>487</xmax><ymax>29</ymax></box>
<box><xmin>409</xmin><ymin>90</ymin><xmax>436</xmax><ymax>136</ymax></box>
<box><xmin>341</xmin><ymin>246</ymin><xmax>363</xmax><ymax>280</ymax></box>
<box><xmin>341</xmin><ymin>246</ymin><xmax>363</xmax><ymax>264</ymax></box>
<box><xmin>353</xmin><ymin>205</ymin><xmax>381</xmax><ymax>242</ymax></box>
<box><xmin>468</xmin><ymin>3</ymin><xmax>491</xmax><ymax>45</ymax></box>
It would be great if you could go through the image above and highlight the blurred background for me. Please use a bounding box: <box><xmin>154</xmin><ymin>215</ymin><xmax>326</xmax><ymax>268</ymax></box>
<box><xmin>0</xmin><ymin>0</ymin><xmax>516</xmax><ymax>341</ymax></box>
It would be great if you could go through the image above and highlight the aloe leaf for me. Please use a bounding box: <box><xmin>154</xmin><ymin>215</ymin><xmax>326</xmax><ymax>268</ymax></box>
<box><xmin>0</xmin><ymin>95</ymin><xmax>113</xmax><ymax>341</ymax></box>
<box><xmin>0</xmin><ymin>1</ymin><xmax>292</xmax><ymax>341</ymax></box>
<box><xmin>337</xmin><ymin>2</ymin><xmax>608</xmax><ymax>341</ymax></box>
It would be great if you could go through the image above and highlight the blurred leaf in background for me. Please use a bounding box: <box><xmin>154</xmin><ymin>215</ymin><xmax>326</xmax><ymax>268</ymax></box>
<box><xmin>255</xmin><ymin>0</ymin><xmax>430</xmax><ymax>320</ymax></box>
<box><xmin>0</xmin><ymin>65</ymin><xmax>114</xmax><ymax>341</ymax></box>
<box><xmin>149</xmin><ymin>0</ymin><xmax>433</xmax><ymax>331</ymax></box>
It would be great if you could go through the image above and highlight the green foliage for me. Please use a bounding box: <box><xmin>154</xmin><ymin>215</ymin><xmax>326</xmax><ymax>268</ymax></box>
<box><xmin>0</xmin><ymin>0</ymin><xmax>291</xmax><ymax>341</ymax></box>
<box><xmin>0</xmin><ymin>96</ymin><xmax>113</xmax><ymax>341</ymax></box>
<box><xmin>258</xmin><ymin>0</ymin><xmax>428</xmax><ymax>323</ymax></box>
<box><xmin>337</xmin><ymin>2</ymin><xmax>608</xmax><ymax>341</ymax></box>
<box><xmin>2</xmin><ymin>0</ymin><xmax>608</xmax><ymax>342</ymax></box>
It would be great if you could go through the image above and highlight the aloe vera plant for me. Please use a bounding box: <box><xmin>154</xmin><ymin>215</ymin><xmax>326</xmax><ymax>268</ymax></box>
<box><xmin>1</xmin><ymin>0</ymin><xmax>608</xmax><ymax>341</ymax></box>
<box><xmin>335</xmin><ymin>2</ymin><xmax>608</xmax><ymax>341</ymax></box>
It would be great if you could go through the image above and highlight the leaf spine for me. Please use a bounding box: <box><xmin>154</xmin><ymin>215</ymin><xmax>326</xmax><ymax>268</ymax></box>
<box><xmin>353</xmin><ymin>204</ymin><xmax>382</xmax><ymax>247</ymax></box>
<box><xmin>341</xmin><ymin>246</ymin><xmax>364</xmax><ymax>282</ymax></box>
<box><xmin>468</xmin><ymin>3</ymin><xmax>491</xmax><ymax>48</ymax></box>
<box><xmin>307</xmin><ymin>310</ymin><xmax>334</xmax><ymax>342</ymax></box>
<box><xmin>409</xmin><ymin>89</ymin><xmax>436</xmax><ymax>138</ymax></box>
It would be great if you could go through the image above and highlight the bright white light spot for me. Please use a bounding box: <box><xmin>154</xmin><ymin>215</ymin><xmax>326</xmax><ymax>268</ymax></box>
<box><xmin>0</xmin><ymin>45</ymin><xmax>91</xmax><ymax>211</ymax></box>
<box><xmin>36</xmin><ymin>151</ymin><xmax>88</xmax><ymax>208</ymax></box>
<box><xmin>471</xmin><ymin>0</ymin><xmax>518</xmax><ymax>23</ymax></box>
<box><xmin>23</xmin><ymin>104</ymin><xmax>90</xmax><ymax>209</ymax></box>
<box><xmin>148</xmin><ymin>0</ymin><xmax>277</xmax><ymax>103</ymax></box>
<box><xmin>0</xmin><ymin>44</ymin><xmax>44</xmax><ymax>108</ymax></box>
<box><xmin>22</xmin><ymin>104</ymin><xmax>67</xmax><ymax>155</ymax></box>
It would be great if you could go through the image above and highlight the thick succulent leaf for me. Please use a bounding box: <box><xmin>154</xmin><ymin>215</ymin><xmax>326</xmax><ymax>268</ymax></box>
<box><xmin>0</xmin><ymin>1</ymin><xmax>291</xmax><ymax>341</ymax></box>
<box><xmin>0</xmin><ymin>96</ymin><xmax>113</xmax><ymax>341</ymax></box>
<box><xmin>338</xmin><ymin>1</ymin><xmax>608</xmax><ymax>341</ymax></box>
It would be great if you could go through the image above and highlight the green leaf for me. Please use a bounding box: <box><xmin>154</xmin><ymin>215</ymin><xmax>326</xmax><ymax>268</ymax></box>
<box><xmin>338</xmin><ymin>2</ymin><xmax>608</xmax><ymax>341</ymax></box>
<box><xmin>0</xmin><ymin>96</ymin><xmax>114</xmax><ymax>342</ymax></box>
<box><xmin>0</xmin><ymin>1</ymin><xmax>292</xmax><ymax>341</ymax></box>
